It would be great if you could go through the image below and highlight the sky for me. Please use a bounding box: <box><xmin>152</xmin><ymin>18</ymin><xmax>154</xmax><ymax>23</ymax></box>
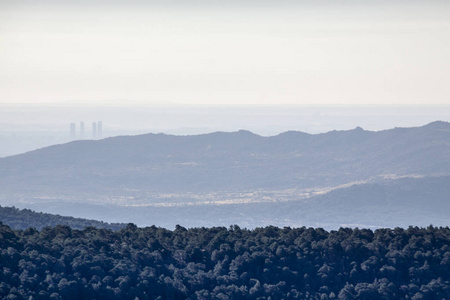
<box><xmin>1</xmin><ymin>0</ymin><xmax>450</xmax><ymax>106</ymax></box>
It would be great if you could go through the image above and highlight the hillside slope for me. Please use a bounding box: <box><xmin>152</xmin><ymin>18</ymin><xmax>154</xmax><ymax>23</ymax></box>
<box><xmin>0</xmin><ymin>121</ymin><xmax>449</xmax><ymax>195</ymax></box>
<box><xmin>9</xmin><ymin>176</ymin><xmax>449</xmax><ymax>229</ymax></box>
<box><xmin>0</xmin><ymin>122</ymin><xmax>449</xmax><ymax>228</ymax></box>
<box><xmin>0</xmin><ymin>206</ymin><xmax>126</xmax><ymax>230</ymax></box>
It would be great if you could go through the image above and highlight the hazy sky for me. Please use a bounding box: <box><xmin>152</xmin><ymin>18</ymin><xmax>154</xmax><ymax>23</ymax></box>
<box><xmin>1</xmin><ymin>0</ymin><xmax>449</xmax><ymax>106</ymax></box>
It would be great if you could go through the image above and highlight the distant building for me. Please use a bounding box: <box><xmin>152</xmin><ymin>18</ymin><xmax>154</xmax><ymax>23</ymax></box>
<box><xmin>70</xmin><ymin>123</ymin><xmax>76</xmax><ymax>139</ymax></box>
<box><xmin>80</xmin><ymin>122</ymin><xmax>85</xmax><ymax>139</ymax></box>
<box><xmin>92</xmin><ymin>122</ymin><xmax>97</xmax><ymax>140</ymax></box>
<box><xmin>98</xmin><ymin>121</ymin><xmax>103</xmax><ymax>139</ymax></box>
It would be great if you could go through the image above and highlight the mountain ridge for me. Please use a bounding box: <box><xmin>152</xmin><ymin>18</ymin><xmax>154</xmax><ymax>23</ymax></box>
<box><xmin>2</xmin><ymin>120</ymin><xmax>448</xmax><ymax>160</ymax></box>
<box><xmin>0</xmin><ymin>121</ymin><xmax>449</xmax><ymax>228</ymax></box>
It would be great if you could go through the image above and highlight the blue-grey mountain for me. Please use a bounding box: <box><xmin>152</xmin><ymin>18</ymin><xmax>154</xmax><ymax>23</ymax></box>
<box><xmin>0</xmin><ymin>121</ymin><xmax>449</xmax><ymax>228</ymax></box>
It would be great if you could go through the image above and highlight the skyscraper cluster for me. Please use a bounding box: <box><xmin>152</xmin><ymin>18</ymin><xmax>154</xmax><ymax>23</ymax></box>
<box><xmin>69</xmin><ymin>121</ymin><xmax>102</xmax><ymax>140</ymax></box>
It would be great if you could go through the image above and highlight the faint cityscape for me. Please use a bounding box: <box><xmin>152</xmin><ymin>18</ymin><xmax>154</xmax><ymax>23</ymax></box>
<box><xmin>1</xmin><ymin>104</ymin><xmax>450</xmax><ymax>158</ymax></box>
<box><xmin>70</xmin><ymin>121</ymin><xmax>102</xmax><ymax>140</ymax></box>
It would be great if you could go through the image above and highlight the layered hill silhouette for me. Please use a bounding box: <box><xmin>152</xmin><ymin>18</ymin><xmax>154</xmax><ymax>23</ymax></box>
<box><xmin>0</xmin><ymin>121</ymin><xmax>449</xmax><ymax>228</ymax></box>
<box><xmin>0</xmin><ymin>205</ymin><xmax>125</xmax><ymax>230</ymax></box>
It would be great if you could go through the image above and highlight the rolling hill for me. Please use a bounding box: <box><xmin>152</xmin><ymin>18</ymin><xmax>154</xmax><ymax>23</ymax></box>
<box><xmin>0</xmin><ymin>121</ymin><xmax>449</xmax><ymax>228</ymax></box>
<box><xmin>0</xmin><ymin>205</ymin><xmax>126</xmax><ymax>230</ymax></box>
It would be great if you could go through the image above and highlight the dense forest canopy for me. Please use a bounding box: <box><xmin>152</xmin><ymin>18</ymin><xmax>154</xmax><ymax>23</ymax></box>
<box><xmin>1</xmin><ymin>223</ymin><xmax>449</xmax><ymax>299</ymax></box>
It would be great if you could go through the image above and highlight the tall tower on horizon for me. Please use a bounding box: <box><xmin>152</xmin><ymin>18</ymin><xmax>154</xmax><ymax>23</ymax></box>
<box><xmin>92</xmin><ymin>122</ymin><xmax>97</xmax><ymax>140</ymax></box>
<box><xmin>98</xmin><ymin>121</ymin><xmax>103</xmax><ymax>139</ymax></box>
<box><xmin>70</xmin><ymin>123</ymin><xmax>76</xmax><ymax>139</ymax></box>
<box><xmin>80</xmin><ymin>122</ymin><xmax>85</xmax><ymax>139</ymax></box>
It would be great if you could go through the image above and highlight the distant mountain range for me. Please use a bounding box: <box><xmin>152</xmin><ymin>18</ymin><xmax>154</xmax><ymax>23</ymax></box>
<box><xmin>0</xmin><ymin>121</ymin><xmax>449</xmax><ymax>228</ymax></box>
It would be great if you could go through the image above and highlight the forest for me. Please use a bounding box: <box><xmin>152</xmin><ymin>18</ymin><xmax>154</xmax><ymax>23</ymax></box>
<box><xmin>0</xmin><ymin>206</ymin><xmax>125</xmax><ymax>231</ymax></box>
<box><xmin>1</xmin><ymin>222</ymin><xmax>449</xmax><ymax>299</ymax></box>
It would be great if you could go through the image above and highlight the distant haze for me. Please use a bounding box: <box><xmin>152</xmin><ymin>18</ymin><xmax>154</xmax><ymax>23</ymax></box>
<box><xmin>1</xmin><ymin>121</ymin><xmax>449</xmax><ymax>228</ymax></box>
<box><xmin>1</xmin><ymin>0</ymin><xmax>449</xmax><ymax>106</ymax></box>
<box><xmin>1</xmin><ymin>104</ymin><xmax>450</xmax><ymax>157</ymax></box>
